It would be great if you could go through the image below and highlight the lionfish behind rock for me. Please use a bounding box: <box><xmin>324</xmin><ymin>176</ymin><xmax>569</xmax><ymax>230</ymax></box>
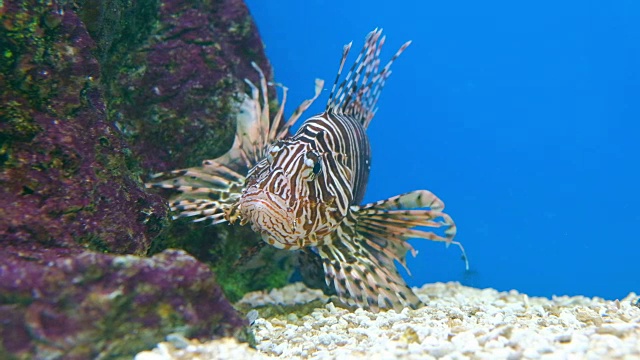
<box><xmin>147</xmin><ymin>29</ymin><xmax>468</xmax><ymax>312</ymax></box>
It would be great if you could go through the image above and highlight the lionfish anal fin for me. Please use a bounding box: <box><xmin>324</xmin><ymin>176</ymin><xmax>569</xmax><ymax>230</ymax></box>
<box><xmin>318</xmin><ymin>189</ymin><xmax>468</xmax><ymax>312</ymax></box>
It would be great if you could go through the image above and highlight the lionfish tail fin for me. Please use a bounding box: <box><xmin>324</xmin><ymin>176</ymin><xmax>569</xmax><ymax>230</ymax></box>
<box><xmin>325</xmin><ymin>28</ymin><xmax>411</xmax><ymax>128</ymax></box>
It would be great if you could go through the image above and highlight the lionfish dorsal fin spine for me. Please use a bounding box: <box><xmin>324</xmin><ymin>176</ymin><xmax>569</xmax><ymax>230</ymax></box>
<box><xmin>268</xmin><ymin>82</ymin><xmax>288</xmax><ymax>142</ymax></box>
<box><xmin>249</xmin><ymin>62</ymin><xmax>270</xmax><ymax>157</ymax></box>
<box><xmin>277</xmin><ymin>78</ymin><xmax>324</xmax><ymax>139</ymax></box>
<box><xmin>324</xmin><ymin>29</ymin><xmax>410</xmax><ymax>129</ymax></box>
<box><xmin>325</xmin><ymin>41</ymin><xmax>354</xmax><ymax>113</ymax></box>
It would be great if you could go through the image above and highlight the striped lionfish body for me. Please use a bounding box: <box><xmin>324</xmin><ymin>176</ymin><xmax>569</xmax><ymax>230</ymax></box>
<box><xmin>147</xmin><ymin>29</ymin><xmax>468</xmax><ymax>312</ymax></box>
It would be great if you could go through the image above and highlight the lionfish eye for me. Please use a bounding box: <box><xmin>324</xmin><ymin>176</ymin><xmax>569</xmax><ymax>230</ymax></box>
<box><xmin>304</xmin><ymin>151</ymin><xmax>322</xmax><ymax>178</ymax></box>
<box><xmin>266</xmin><ymin>144</ymin><xmax>281</xmax><ymax>164</ymax></box>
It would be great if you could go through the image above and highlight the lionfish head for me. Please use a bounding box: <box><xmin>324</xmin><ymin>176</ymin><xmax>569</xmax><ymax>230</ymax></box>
<box><xmin>230</xmin><ymin>139</ymin><xmax>342</xmax><ymax>250</ymax></box>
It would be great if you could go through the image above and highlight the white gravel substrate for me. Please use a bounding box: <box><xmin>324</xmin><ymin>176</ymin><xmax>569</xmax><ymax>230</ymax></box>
<box><xmin>136</xmin><ymin>282</ymin><xmax>640</xmax><ymax>360</ymax></box>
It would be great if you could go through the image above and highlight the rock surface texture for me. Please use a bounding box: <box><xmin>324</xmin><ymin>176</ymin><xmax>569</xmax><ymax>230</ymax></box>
<box><xmin>0</xmin><ymin>0</ymin><xmax>279</xmax><ymax>358</ymax></box>
<box><xmin>0</xmin><ymin>248</ymin><xmax>246</xmax><ymax>359</ymax></box>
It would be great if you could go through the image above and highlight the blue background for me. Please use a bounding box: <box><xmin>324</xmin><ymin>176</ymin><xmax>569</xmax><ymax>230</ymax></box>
<box><xmin>245</xmin><ymin>0</ymin><xmax>640</xmax><ymax>300</ymax></box>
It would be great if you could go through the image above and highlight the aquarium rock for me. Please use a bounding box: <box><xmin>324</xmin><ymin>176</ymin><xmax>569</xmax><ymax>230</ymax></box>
<box><xmin>137</xmin><ymin>282</ymin><xmax>640</xmax><ymax>359</ymax></box>
<box><xmin>111</xmin><ymin>0</ymin><xmax>300</xmax><ymax>301</ymax></box>
<box><xmin>0</xmin><ymin>247</ymin><xmax>246</xmax><ymax>359</ymax></box>
<box><xmin>105</xmin><ymin>0</ymin><xmax>274</xmax><ymax>172</ymax></box>
<box><xmin>0</xmin><ymin>0</ymin><xmax>166</xmax><ymax>254</ymax></box>
<box><xmin>1</xmin><ymin>0</ymin><xmax>277</xmax><ymax>358</ymax></box>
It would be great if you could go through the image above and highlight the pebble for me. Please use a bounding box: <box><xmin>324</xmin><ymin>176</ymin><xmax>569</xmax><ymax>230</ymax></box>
<box><xmin>137</xmin><ymin>282</ymin><xmax>640</xmax><ymax>359</ymax></box>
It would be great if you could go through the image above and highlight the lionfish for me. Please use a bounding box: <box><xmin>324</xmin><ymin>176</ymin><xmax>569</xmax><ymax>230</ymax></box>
<box><xmin>147</xmin><ymin>29</ymin><xmax>468</xmax><ymax>312</ymax></box>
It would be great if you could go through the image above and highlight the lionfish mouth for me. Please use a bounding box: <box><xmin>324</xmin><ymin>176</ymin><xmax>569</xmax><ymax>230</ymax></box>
<box><xmin>237</xmin><ymin>189</ymin><xmax>299</xmax><ymax>249</ymax></box>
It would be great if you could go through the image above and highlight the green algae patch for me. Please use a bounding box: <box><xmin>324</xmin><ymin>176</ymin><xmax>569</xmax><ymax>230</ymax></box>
<box><xmin>149</xmin><ymin>219</ymin><xmax>297</xmax><ymax>303</ymax></box>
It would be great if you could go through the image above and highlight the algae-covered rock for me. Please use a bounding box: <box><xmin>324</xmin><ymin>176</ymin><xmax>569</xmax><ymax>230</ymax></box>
<box><xmin>148</xmin><ymin>220</ymin><xmax>297</xmax><ymax>303</ymax></box>
<box><xmin>1</xmin><ymin>1</ymin><xmax>297</xmax><ymax>358</ymax></box>
<box><xmin>2</xmin><ymin>0</ymin><xmax>294</xmax><ymax>292</ymax></box>
<box><xmin>0</xmin><ymin>0</ymin><xmax>166</xmax><ymax>254</ymax></box>
<box><xmin>99</xmin><ymin>0</ymin><xmax>297</xmax><ymax>301</ymax></box>
<box><xmin>105</xmin><ymin>0</ymin><xmax>274</xmax><ymax>172</ymax></box>
<box><xmin>0</xmin><ymin>247</ymin><xmax>247</xmax><ymax>359</ymax></box>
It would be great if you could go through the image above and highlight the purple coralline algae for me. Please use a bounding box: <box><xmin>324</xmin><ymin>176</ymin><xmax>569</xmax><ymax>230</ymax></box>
<box><xmin>0</xmin><ymin>0</ymin><xmax>282</xmax><ymax>358</ymax></box>
<box><xmin>0</xmin><ymin>247</ymin><xmax>246</xmax><ymax>359</ymax></box>
<box><xmin>0</xmin><ymin>1</ymin><xmax>166</xmax><ymax>253</ymax></box>
<box><xmin>106</xmin><ymin>0</ymin><xmax>274</xmax><ymax>172</ymax></box>
<box><xmin>102</xmin><ymin>0</ymin><xmax>297</xmax><ymax>302</ymax></box>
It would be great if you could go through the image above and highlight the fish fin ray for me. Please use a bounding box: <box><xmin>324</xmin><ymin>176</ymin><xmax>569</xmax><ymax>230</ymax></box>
<box><xmin>317</xmin><ymin>222</ymin><xmax>423</xmax><ymax>313</ymax></box>
<box><xmin>146</xmin><ymin>63</ymin><xmax>321</xmax><ymax>224</ymax></box>
<box><xmin>277</xmin><ymin>78</ymin><xmax>324</xmax><ymax>139</ymax></box>
<box><xmin>145</xmin><ymin>159</ymin><xmax>245</xmax><ymax>224</ymax></box>
<box><xmin>325</xmin><ymin>28</ymin><xmax>411</xmax><ymax>128</ymax></box>
<box><xmin>315</xmin><ymin>189</ymin><xmax>467</xmax><ymax>312</ymax></box>
<box><xmin>355</xmin><ymin>190</ymin><xmax>468</xmax><ymax>270</ymax></box>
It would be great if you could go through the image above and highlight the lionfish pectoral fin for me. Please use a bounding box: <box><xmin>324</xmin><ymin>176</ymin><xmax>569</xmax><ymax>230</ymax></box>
<box><xmin>316</xmin><ymin>232</ymin><xmax>423</xmax><ymax>313</ymax></box>
<box><xmin>145</xmin><ymin>161</ymin><xmax>245</xmax><ymax>225</ymax></box>
<box><xmin>317</xmin><ymin>190</ymin><xmax>469</xmax><ymax>312</ymax></box>
<box><xmin>355</xmin><ymin>190</ymin><xmax>469</xmax><ymax>271</ymax></box>
<box><xmin>145</xmin><ymin>65</ymin><xmax>274</xmax><ymax>224</ymax></box>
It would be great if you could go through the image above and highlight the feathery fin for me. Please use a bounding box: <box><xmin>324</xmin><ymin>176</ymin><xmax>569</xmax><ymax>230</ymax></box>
<box><xmin>325</xmin><ymin>28</ymin><xmax>411</xmax><ymax>128</ymax></box>
<box><xmin>145</xmin><ymin>63</ymin><xmax>324</xmax><ymax>224</ymax></box>
<box><xmin>318</xmin><ymin>189</ymin><xmax>467</xmax><ymax>312</ymax></box>
<box><xmin>356</xmin><ymin>190</ymin><xmax>468</xmax><ymax>271</ymax></box>
<box><xmin>318</xmin><ymin>232</ymin><xmax>422</xmax><ymax>312</ymax></box>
